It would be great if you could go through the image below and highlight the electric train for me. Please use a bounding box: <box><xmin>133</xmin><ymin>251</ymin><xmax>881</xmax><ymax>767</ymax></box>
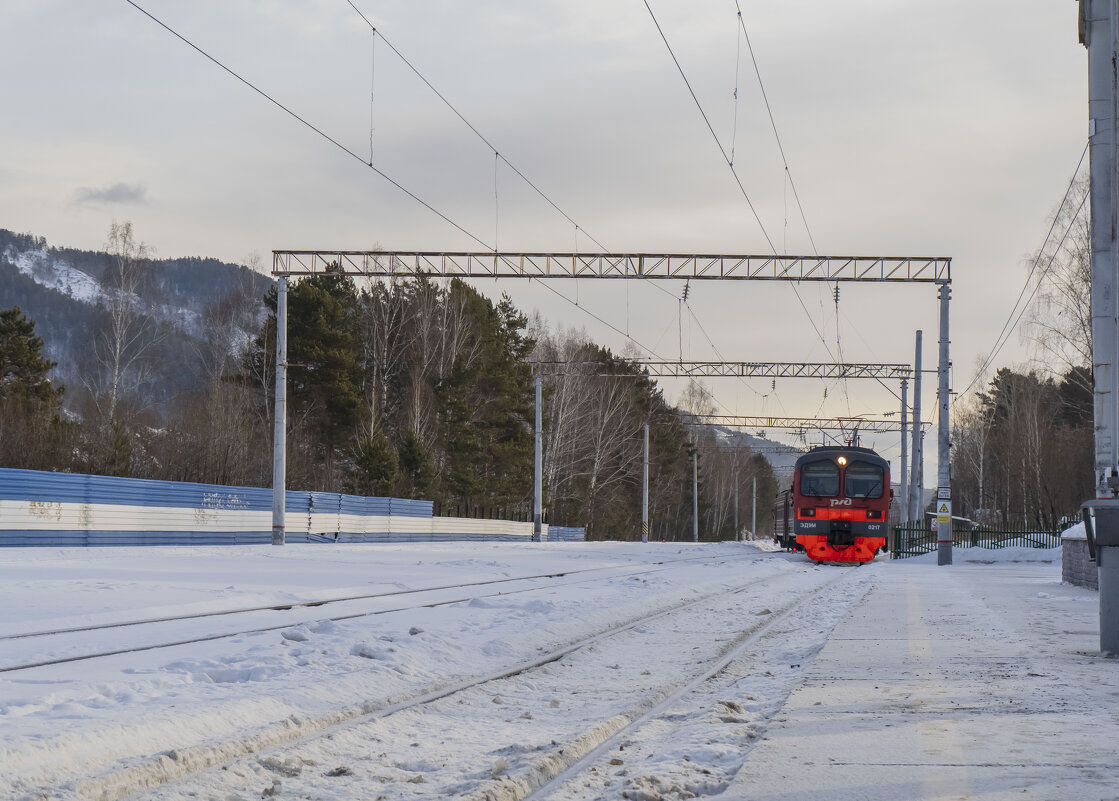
<box><xmin>790</xmin><ymin>445</ymin><xmax>889</xmax><ymax>563</ymax></box>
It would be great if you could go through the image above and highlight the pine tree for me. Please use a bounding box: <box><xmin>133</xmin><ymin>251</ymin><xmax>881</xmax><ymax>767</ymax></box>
<box><xmin>0</xmin><ymin>306</ymin><xmax>70</xmax><ymax>469</ymax></box>
<box><xmin>0</xmin><ymin>306</ymin><xmax>61</xmax><ymax>407</ymax></box>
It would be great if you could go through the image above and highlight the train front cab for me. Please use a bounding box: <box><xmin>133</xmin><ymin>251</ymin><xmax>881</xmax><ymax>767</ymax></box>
<box><xmin>793</xmin><ymin>448</ymin><xmax>889</xmax><ymax>564</ymax></box>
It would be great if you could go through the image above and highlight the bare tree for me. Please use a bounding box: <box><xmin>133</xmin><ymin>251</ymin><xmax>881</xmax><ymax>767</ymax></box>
<box><xmin>1026</xmin><ymin>174</ymin><xmax>1091</xmax><ymax>391</ymax></box>
<box><xmin>85</xmin><ymin>221</ymin><xmax>163</xmax><ymax>424</ymax></box>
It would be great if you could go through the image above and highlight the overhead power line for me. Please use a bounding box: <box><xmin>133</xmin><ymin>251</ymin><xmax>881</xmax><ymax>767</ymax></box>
<box><xmin>641</xmin><ymin>0</ymin><xmax>776</xmax><ymax>254</ymax></box>
<box><xmin>344</xmin><ymin>0</ymin><xmax>710</xmax><ymax>364</ymax></box>
<box><xmin>954</xmin><ymin>142</ymin><xmax>1090</xmax><ymax>403</ymax></box>
<box><xmin>123</xmin><ymin>0</ymin><xmax>493</xmax><ymax>251</ymax></box>
<box><xmin>345</xmin><ymin>0</ymin><xmax>613</xmax><ymax>254</ymax></box>
<box><xmin>641</xmin><ymin>1</ymin><xmax>848</xmax><ymax>371</ymax></box>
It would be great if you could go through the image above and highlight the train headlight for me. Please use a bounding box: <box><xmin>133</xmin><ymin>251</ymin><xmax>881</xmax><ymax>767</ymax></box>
<box><xmin>837</xmin><ymin>456</ymin><xmax>848</xmax><ymax>466</ymax></box>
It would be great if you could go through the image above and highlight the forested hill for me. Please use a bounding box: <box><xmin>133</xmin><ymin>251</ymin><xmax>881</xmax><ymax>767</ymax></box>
<box><xmin>0</xmin><ymin>228</ymin><xmax>271</xmax><ymax>408</ymax></box>
<box><xmin>0</xmin><ymin>226</ymin><xmax>779</xmax><ymax>541</ymax></box>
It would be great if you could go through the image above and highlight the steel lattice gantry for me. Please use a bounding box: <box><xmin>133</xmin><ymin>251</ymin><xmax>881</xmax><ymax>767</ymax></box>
<box><xmin>272</xmin><ymin>251</ymin><xmax>950</xmax><ymax>283</ymax></box>
<box><xmin>268</xmin><ymin>249</ymin><xmax>952</xmax><ymax>556</ymax></box>
<box><xmin>686</xmin><ymin>415</ymin><xmax>919</xmax><ymax>434</ymax></box>
<box><xmin>533</xmin><ymin>360</ymin><xmax>912</xmax><ymax>380</ymax></box>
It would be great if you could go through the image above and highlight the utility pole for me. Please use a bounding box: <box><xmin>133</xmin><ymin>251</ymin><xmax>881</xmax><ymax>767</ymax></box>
<box><xmin>751</xmin><ymin>475</ymin><xmax>757</xmax><ymax>542</ymax></box>
<box><xmin>642</xmin><ymin>423</ymin><xmax>650</xmax><ymax>543</ymax></box>
<box><xmin>693</xmin><ymin>450</ymin><xmax>699</xmax><ymax>543</ymax></box>
<box><xmin>1081</xmin><ymin>0</ymin><xmax>1119</xmax><ymax>653</ymax></box>
<box><xmin>533</xmin><ymin>375</ymin><xmax>542</xmax><ymax>542</ymax></box>
<box><xmin>936</xmin><ymin>284</ymin><xmax>953</xmax><ymax>565</ymax></box>
<box><xmin>909</xmin><ymin>331</ymin><xmax>923</xmax><ymax>523</ymax></box>
<box><xmin>734</xmin><ymin>471</ymin><xmax>739</xmax><ymax>541</ymax></box>
<box><xmin>271</xmin><ymin>277</ymin><xmax>288</xmax><ymax>547</ymax></box>
<box><xmin>900</xmin><ymin>377</ymin><xmax>909</xmax><ymax>523</ymax></box>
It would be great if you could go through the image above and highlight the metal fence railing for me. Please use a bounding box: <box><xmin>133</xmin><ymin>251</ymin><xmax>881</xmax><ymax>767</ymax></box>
<box><xmin>891</xmin><ymin>522</ymin><xmax>1065</xmax><ymax>560</ymax></box>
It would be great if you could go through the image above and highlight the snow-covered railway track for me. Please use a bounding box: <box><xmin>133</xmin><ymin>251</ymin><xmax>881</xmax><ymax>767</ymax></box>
<box><xmin>0</xmin><ymin>556</ymin><xmax>733</xmax><ymax>674</ymax></box>
<box><xmin>512</xmin><ymin>566</ymin><xmax>868</xmax><ymax>801</ymax></box>
<box><xmin>6</xmin><ymin>548</ymin><xmax>805</xmax><ymax>796</ymax></box>
<box><xmin>2</xmin><ymin>553</ymin><xmax>730</xmax><ymax>645</ymax></box>
<box><xmin>53</xmin><ymin>560</ymin><xmax>796</xmax><ymax>801</ymax></box>
<box><xmin>81</xmin><ymin>559</ymin><xmax>863</xmax><ymax>801</ymax></box>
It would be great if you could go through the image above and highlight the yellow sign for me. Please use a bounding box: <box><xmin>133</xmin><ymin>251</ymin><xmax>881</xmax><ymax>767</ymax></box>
<box><xmin>936</xmin><ymin>501</ymin><xmax>951</xmax><ymax>524</ymax></box>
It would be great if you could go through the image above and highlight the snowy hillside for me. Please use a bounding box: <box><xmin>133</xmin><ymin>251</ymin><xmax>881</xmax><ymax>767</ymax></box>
<box><xmin>0</xmin><ymin>229</ymin><xmax>271</xmax><ymax>411</ymax></box>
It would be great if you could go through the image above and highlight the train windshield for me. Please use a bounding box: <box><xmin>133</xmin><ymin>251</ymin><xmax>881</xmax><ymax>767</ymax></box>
<box><xmin>845</xmin><ymin>461</ymin><xmax>885</xmax><ymax>498</ymax></box>
<box><xmin>800</xmin><ymin>461</ymin><xmax>840</xmax><ymax>497</ymax></box>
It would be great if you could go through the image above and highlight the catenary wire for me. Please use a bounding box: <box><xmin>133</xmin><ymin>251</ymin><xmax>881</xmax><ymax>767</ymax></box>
<box><xmin>344</xmin><ymin>1</ymin><xmax>615</xmax><ymax>254</ymax></box>
<box><xmin>954</xmin><ymin>142</ymin><xmax>1090</xmax><ymax>404</ymax></box>
<box><xmin>641</xmin><ymin>0</ymin><xmax>777</xmax><ymax>253</ymax></box>
<box><xmin>123</xmin><ymin>0</ymin><xmax>494</xmax><ymax>251</ymax></box>
<box><xmin>346</xmin><ymin>1</ymin><xmax>696</xmax><ymax>357</ymax></box>
<box><xmin>642</xmin><ymin>0</ymin><xmax>842</xmax><ymax>373</ymax></box>
<box><xmin>733</xmin><ymin>2</ymin><xmax>818</xmax><ymax>255</ymax></box>
<box><xmin>956</xmin><ymin>185</ymin><xmax>1089</xmax><ymax>405</ymax></box>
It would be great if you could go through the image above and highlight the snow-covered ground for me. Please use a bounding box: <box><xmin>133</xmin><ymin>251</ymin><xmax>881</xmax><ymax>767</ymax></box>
<box><xmin>0</xmin><ymin>541</ymin><xmax>1107</xmax><ymax>801</ymax></box>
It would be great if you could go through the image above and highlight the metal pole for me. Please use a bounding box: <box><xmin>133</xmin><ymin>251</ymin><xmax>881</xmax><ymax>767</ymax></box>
<box><xmin>909</xmin><ymin>330</ymin><xmax>923</xmax><ymax>523</ymax></box>
<box><xmin>900</xmin><ymin>378</ymin><xmax>909</xmax><ymax>523</ymax></box>
<box><xmin>1082</xmin><ymin>0</ymin><xmax>1119</xmax><ymax>653</ymax></box>
<box><xmin>692</xmin><ymin>450</ymin><xmax>699</xmax><ymax>543</ymax></box>
<box><xmin>734</xmin><ymin>473</ymin><xmax>739</xmax><ymax>541</ymax></box>
<box><xmin>936</xmin><ymin>283</ymin><xmax>953</xmax><ymax>566</ymax></box>
<box><xmin>751</xmin><ymin>475</ymin><xmax>757</xmax><ymax>542</ymax></box>
<box><xmin>271</xmin><ymin>276</ymin><xmax>288</xmax><ymax>547</ymax></box>
<box><xmin>642</xmin><ymin>423</ymin><xmax>650</xmax><ymax>543</ymax></box>
<box><xmin>533</xmin><ymin>375</ymin><xmax>542</xmax><ymax>542</ymax></box>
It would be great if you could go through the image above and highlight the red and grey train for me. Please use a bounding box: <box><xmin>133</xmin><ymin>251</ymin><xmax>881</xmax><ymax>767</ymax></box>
<box><xmin>777</xmin><ymin>445</ymin><xmax>890</xmax><ymax>563</ymax></box>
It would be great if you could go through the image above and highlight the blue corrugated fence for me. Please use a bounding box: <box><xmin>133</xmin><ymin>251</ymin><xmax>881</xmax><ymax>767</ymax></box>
<box><xmin>0</xmin><ymin>468</ymin><xmax>583</xmax><ymax>546</ymax></box>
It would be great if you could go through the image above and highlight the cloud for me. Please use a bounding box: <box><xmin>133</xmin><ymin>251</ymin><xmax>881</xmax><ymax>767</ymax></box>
<box><xmin>73</xmin><ymin>181</ymin><xmax>148</xmax><ymax>206</ymax></box>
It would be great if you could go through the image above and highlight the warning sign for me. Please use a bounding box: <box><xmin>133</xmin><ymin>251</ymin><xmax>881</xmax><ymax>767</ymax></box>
<box><xmin>936</xmin><ymin>500</ymin><xmax>951</xmax><ymax>524</ymax></box>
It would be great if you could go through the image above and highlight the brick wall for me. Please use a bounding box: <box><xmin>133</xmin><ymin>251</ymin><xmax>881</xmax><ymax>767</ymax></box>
<box><xmin>1062</xmin><ymin>538</ymin><xmax>1099</xmax><ymax>590</ymax></box>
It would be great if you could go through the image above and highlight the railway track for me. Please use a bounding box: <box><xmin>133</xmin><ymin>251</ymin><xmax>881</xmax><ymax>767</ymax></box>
<box><xmin>65</xmin><ymin>558</ymin><xmax>868</xmax><ymax>801</ymax></box>
<box><xmin>0</xmin><ymin>553</ymin><xmax>738</xmax><ymax>674</ymax></box>
<box><xmin>5</xmin><ymin>548</ymin><xmax>807</xmax><ymax>800</ymax></box>
<box><xmin>514</xmin><ymin>566</ymin><xmax>869</xmax><ymax>800</ymax></box>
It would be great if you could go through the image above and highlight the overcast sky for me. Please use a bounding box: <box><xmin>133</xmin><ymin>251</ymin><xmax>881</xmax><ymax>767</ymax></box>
<box><xmin>0</xmin><ymin>0</ymin><xmax>1089</xmax><ymax>481</ymax></box>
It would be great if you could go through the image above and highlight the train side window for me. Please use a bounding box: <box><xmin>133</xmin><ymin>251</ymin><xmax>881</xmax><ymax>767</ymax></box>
<box><xmin>845</xmin><ymin>461</ymin><xmax>884</xmax><ymax>499</ymax></box>
<box><xmin>800</xmin><ymin>461</ymin><xmax>839</xmax><ymax>497</ymax></box>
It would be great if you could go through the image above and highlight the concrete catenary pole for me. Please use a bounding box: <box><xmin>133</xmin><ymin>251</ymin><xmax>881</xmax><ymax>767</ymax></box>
<box><xmin>909</xmin><ymin>331</ymin><xmax>923</xmax><ymax>523</ymax></box>
<box><xmin>693</xmin><ymin>450</ymin><xmax>699</xmax><ymax>542</ymax></box>
<box><xmin>751</xmin><ymin>475</ymin><xmax>757</xmax><ymax>543</ymax></box>
<box><xmin>271</xmin><ymin>276</ymin><xmax>288</xmax><ymax>547</ymax></box>
<box><xmin>1081</xmin><ymin>0</ymin><xmax>1119</xmax><ymax>653</ymax></box>
<box><xmin>533</xmin><ymin>375</ymin><xmax>542</xmax><ymax>542</ymax></box>
<box><xmin>900</xmin><ymin>378</ymin><xmax>910</xmax><ymax>523</ymax></box>
<box><xmin>642</xmin><ymin>423</ymin><xmax>650</xmax><ymax>543</ymax></box>
<box><xmin>936</xmin><ymin>283</ymin><xmax>953</xmax><ymax>566</ymax></box>
<box><xmin>734</xmin><ymin>471</ymin><xmax>739</xmax><ymax>541</ymax></box>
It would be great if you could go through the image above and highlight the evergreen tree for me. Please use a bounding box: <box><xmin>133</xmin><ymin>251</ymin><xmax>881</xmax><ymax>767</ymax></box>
<box><xmin>0</xmin><ymin>306</ymin><xmax>70</xmax><ymax>469</ymax></box>
<box><xmin>438</xmin><ymin>284</ymin><xmax>535</xmax><ymax>511</ymax></box>
<box><xmin>349</xmin><ymin>430</ymin><xmax>400</xmax><ymax>496</ymax></box>
<box><xmin>253</xmin><ymin>265</ymin><xmax>365</xmax><ymax>490</ymax></box>
<box><xmin>286</xmin><ymin>268</ymin><xmax>363</xmax><ymax>452</ymax></box>
<box><xmin>397</xmin><ymin>429</ymin><xmax>437</xmax><ymax>499</ymax></box>
<box><xmin>0</xmin><ymin>306</ymin><xmax>62</xmax><ymax>407</ymax></box>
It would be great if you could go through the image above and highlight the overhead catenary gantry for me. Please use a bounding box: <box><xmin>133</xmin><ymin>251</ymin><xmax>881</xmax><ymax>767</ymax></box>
<box><xmin>532</xmin><ymin>360</ymin><xmax>912</xmax><ymax>380</ymax></box>
<box><xmin>269</xmin><ymin>250</ymin><xmax>952</xmax><ymax>557</ymax></box>
<box><xmin>272</xmin><ymin>251</ymin><xmax>950</xmax><ymax>283</ymax></box>
<box><xmin>684</xmin><ymin>415</ymin><xmax>921</xmax><ymax>435</ymax></box>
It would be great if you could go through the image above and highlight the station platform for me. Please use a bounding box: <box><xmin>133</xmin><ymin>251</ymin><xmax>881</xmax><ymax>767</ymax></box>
<box><xmin>722</xmin><ymin>558</ymin><xmax>1117</xmax><ymax>800</ymax></box>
